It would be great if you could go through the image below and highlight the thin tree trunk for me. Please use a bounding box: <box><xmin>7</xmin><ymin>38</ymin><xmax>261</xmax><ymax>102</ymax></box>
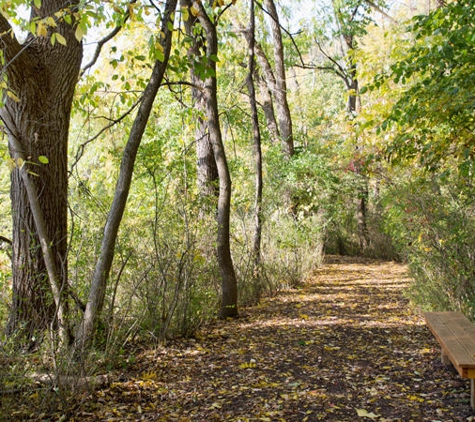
<box><xmin>194</xmin><ymin>2</ymin><xmax>238</xmax><ymax>319</ymax></box>
<box><xmin>74</xmin><ymin>0</ymin><xmax>178</xmax><ymax>353</ymax></box>
<box><xmin>245</xmin><ymin>0</ymin><xmax>263</xmax><ymax>272</ymax></box>
<box><xmin>356</xmin><ymin>180</ymin><xmax>370</xmax><ymax>251</ymax></box>
<box><xmin>263</xmin><ymin>0</ymin><xmax>294</xmax><ymax>158</ymax></box>
<box><xmin>334</xmin><ymin>1</ymin><xmax>370</xmax><ymax>253</ymax></box>
<box><xmin>254</xmin><ymin>43</ymin><xmax>281</xmax><ymax>145</ymax></box>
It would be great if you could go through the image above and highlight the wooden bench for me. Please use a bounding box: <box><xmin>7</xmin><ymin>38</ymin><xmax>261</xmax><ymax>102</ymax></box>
<box><xmin>425</xmin><ymin>311</ymin><xmax>475</xmax><ymax>408</ymax></box>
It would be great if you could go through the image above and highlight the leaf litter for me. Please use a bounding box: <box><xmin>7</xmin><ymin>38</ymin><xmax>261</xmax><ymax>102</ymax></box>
<box><xmin>6</xmin><ymin>256</ymin><xmax>475</xmax><ymax>421</ymax></box>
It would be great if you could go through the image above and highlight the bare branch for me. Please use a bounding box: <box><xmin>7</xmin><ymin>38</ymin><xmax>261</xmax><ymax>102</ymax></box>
<box><xmin>314</xmin><ymin>39</ymin><xmax>350</xmax><ymax>85</ymax></box>
<box><xmin>0</xmin><ymin>235</ymin><xmax>12</xmax><ymax>246</ymax></box>
<box><xmin>69</xmin><ymin>98</ymin><xmax>141</xmax><ymax>174</ymax></box>
<box><xmin>254</xmin><ymin>0</ymin><xmax>307</xmax><ymax>69</ymax></box>
<box><xmin>363</xmin><ymin>0</ymin><xmax>398</xmax><ymax>25</ymax></box>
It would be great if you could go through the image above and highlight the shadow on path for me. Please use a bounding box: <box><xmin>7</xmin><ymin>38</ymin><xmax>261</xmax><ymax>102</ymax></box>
<box><xmin>69</xmin><ymin>257</ymin><xmax>475</xmax><ymax>420</ymax></box>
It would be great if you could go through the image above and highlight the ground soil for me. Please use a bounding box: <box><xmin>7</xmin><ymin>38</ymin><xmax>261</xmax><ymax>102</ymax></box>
<box><xmin>4</xmin><ymin>256</ymin><xmax>475</xmax><ymax>421</ymax></box>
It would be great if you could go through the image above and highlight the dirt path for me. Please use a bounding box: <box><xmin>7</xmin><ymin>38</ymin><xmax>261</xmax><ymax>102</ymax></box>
<box><xmin>11</xmin><ymin>257</ymin><xmax>475</xmax><ymax>421</ymax></box>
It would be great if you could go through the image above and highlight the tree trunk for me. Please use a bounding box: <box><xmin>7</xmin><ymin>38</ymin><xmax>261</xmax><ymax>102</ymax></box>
<box><xmin>334</xmin><ymin>3</ymin><xmax>370</xmax><ymax>253</ymax></box>
<box><xmin>263</xmin><ymin>0</ymin><xmax>294</xmax><ymax>158</ymax></box>
<box><xmin>74</xmin><ymin>0</ymin><xmax>178</xmax><ymax>353</ymax></box>
<box><xmin>0</xmin><ymin>2</ymin><xmax>82</xmax><ymax>344</ymax></box>
<box><xmin>256</xmin><ymin>66</ymin><xmax>280</xmax><ymax>145</ymax></box>
<box><xmin>194</xmin><ymin>2</ymin><xmax>239</xmax><ymax>319</ymax></box>
<box><xmin>245</xmin><ymin>0</ymin><xmax>263</xmax><ymax>272</ymax></box>
<box><xmin>356</xmin><ymin>180</ymin><xmax>370</xmax><ymax>252</ymax></box>
<box><xmin>181</xmin><ymin>0</ymin><xmax>219</xmax><ymax>205</ymax></box>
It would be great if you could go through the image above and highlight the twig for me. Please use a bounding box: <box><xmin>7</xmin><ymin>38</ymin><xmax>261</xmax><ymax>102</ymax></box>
<box><xmin>69</xmin><ymin>98</ymin><xmax>141</xmax><ymax>175</ymax></box>
<box><xmin>81</xmin><ymin>0</ymin><xmax>138</xmax><ymax>75</ymax></box>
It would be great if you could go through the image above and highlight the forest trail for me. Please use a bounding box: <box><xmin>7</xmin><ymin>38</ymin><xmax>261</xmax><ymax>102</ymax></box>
<box><xmin>12</xmin><ymin>257</ymin><xmax>475</xmax><ymax>421</ymax></box>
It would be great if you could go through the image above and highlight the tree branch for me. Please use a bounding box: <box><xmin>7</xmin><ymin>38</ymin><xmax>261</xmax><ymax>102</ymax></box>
<box><xmin>254</xmin><ymin>0</ymin><xmax>308</xmax><ymax>68</ymax></box>
<box><xmin>81</xmin><ymin>0</ymin><xmax>137</xmax><ymax>75</ymax></box>
<box><xmin>0</xmin><ymin>235</ymin><xmax>12</xmax><ymax>245</ymax></box>
<box><xmin>363</xmin><ymin>0</ymin><xmax>398</xmax><ymax>25</ymax></box>
<box><xmin>69</xmin><ymin>98</ymin><xmax>141</xmax><ymax>175</ymax></box>
<box><xmin>314</xmin><ymin>39</ymin><xmax>350</xmax><ymax>85</ymax></box>
<box><xmin>0</xmin><ymin>13</ymin><xmax>26</xmax><ymax>76</ymax></box>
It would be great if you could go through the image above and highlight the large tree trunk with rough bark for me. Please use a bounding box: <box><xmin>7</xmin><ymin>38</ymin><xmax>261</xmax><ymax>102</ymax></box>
<box><xmin>0</xmin><ymin>1</ymin><xmax>83</xmax><ymax>344</ymax></box>
<box><xmin>194</xmin><ymin>2</ymin><xmax>238</xmax><ymax>319</ymax></box>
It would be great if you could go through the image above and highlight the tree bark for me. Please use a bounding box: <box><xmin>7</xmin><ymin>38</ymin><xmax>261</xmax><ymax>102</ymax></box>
<box><xmin>263</xmin><ymin>0</ymin><xmax>294</xmax><ymax>158</ymax></box>
<box><xmin>180</xmin><ymin>0</ymin><xmax>219</xmax><ymax>206</ymax></box>
<box><xmin>253</xmin><ymin>45</ymin><xmax>280</xmax><ymax>145</ymax></box>
<box><xmin>194</xmin><ymin>1</ymin><xmax>239</xmax><ymax>319</ymax></box>
<box><xmin>356</xmin><ymin>179</ymin><xmax>370</xmax><ymax>251</ymax></box>
<box><xmin>245</xmin><ymin>0</ymin><xmax>263</xmax><ymax>272</ymax></box>
<box><xmin>74</xmin><ymin>0</ymin><xmax>178</xmax><ymax>353</ymax></box>
<box><xmin>0</xmin><ymin>1</ymin><xmax>82</xmax><ymax>344</ymax></box>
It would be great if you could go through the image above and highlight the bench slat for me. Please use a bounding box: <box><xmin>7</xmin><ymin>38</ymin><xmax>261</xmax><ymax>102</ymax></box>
<box><xmin>425</xmin><ymin>311</ymin><xmax>475</xmax><ymax>408</ymax></box>
<box><xmin>425</xmin><ymin>312</ymin><xmax>475</xmax><ymax>376</ymax></box>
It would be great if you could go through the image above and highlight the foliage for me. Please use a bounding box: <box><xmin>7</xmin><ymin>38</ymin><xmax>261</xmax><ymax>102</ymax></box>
<box><xmin>380</xmin><ymin>0</ymin><xmax>475</xmax><ymax>174</ymax></box>
<box><xmin>383</xmin><ymin>172</ymin><xmax>475</xmax><ymax>320</ymax></box>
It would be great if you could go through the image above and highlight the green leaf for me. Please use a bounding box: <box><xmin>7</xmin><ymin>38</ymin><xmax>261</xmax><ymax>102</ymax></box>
<box><xmin>38</xmin><ymin>156</ymin><xmax>49</xmax><ymax>164</ymax></box>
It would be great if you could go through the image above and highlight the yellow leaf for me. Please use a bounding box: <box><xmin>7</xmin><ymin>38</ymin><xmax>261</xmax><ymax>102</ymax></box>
<box><xmin>37</xmin><ymin>22</ymin><xmax>47</xmax><ymax>37</ymax></box>
<box><xmin>239</xmin><ymin>361</ymin><xmax>257</xmax><ymax>369</ymax></box>
<box><xmin>142</xmin><ymin>371</ymin><xmax>157</xmax><ymax>381</ymax></box>
<box><xmin>190</xmin><ymin>5</ymin><xmax>199</xmax><ymax>16</ymax></box>
<box><xmin>6</xmin><ymin>90</ymin><xmax>19</xmax><ymax>102</ymax></box>
<box><xmin>46</xmin><ymin>16</ymin><xmax>57</xmax><ymax>27</ymax></box>
<box><xmin>356</xmin><ymin>408</ymin><xmax>379</xmax><ymax>419</ymax></box>
<box><xmin>182</xmin><ymin>6</ymin><xmax>189</xmax><ymax>21</ymax></box>
<box><xmin>55</xmin><ymin>32</ymin><xmax>67</xmax><ymax>46</ymax></box>
<box><xmin>7</xmin><ymin>158</ymin><xmax>15</xmax><ymax>171</ymax></box>
<box><xmin>407</xmin><ymin>394</ymin><xmax>424</xmax><ymax>402</ymax></box>
<box><xmin>75</xmin><ymin>25</ymin><xmax>85</xmax><ymax>42</ymax></box>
